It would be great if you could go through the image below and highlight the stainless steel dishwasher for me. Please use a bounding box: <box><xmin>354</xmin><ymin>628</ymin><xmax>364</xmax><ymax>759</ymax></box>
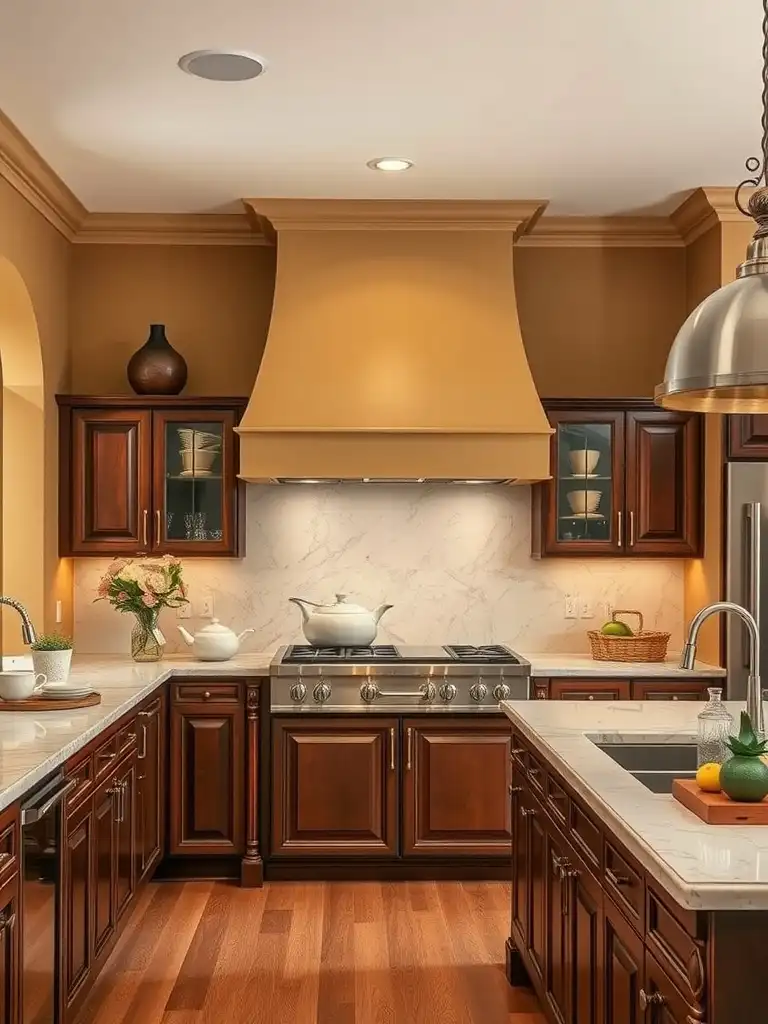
<box><xmin>21</xmin><ymin>772</ymin><xmax>76</xmax><ymax>1024</ymax></box>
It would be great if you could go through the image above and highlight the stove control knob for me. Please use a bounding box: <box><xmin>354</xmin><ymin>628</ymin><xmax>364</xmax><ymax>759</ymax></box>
<box><xmin>493</xmin><ymin>683</ymin><xmax>511</xmax><ymax>702</ymax></box>
<box><xmin>360</xmin><ymin>681</ymin><xmax>380</xmax><ymax>703</ymax></box>
<box><xmin>313</xmin><ymin>682</ymin><xmax>332</xmax><ymax>704</ymax></box>
<box><xmin>421</xmin><ymin>681</ymin><xmax>437</xmax><ymax>702</ymax></box>
<box><xmin>439</xmin><ymin>683</ymin><xmax>457</xmax><ymax>703</ymax></box>
<box><xmin>470</xmin><ymin>682</ymin><xmax>488</xmax><ymax>703</ymax></box>
<box><xmin>289</xmin><ymin>683</ymin><xmax>307</xmax><ymax>703</ymax></box>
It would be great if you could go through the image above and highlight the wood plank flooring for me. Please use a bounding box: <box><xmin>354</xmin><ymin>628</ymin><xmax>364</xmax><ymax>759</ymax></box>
<box><xmin>75</xmin><ymin>881</ymin><xmax>545</xmax><ymax>1024</ymax></box>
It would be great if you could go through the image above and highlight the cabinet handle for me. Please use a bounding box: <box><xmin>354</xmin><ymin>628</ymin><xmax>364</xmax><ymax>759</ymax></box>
<box><xmin>156</xmin><ymin>509</ymin><xmax>161</xmax><ymax>542</ymax></box>
<box><xmin>406</xmin><ymin>727</ymin><xmax>413</xmax><ymax>770</ymax></box>
<box><xmin>510</xmin><ymin>747</ymin><xmax>525</xmax><ymax>755</ymax></box>
<box><xmin>139</xmin><ymin>722</ymin><xmax>148</xmax><ymax>760</ymax></box>
<box><xmin>565</xmin><ymin>865</ymin><xmax>579</xmax><ymax>917</ymax></box>
<box><xmin>617</xmin><ymin>510</ymin><xmax>623</xmax><ymax>548</ymax></box>
<box><xmin>639</xmin><ymin>989</ymin><xmax>665</xmax><ymax>1011</ymax></box>
<box><xmin>0</xmin><ymin>912</ymin><xmax>16</xmax><ymax>934</ymax></box>
<box><xmin>204</xmin><ymin>691</ymin><xmax>212</xmax><ymax>700</ymax></box>
<box><xmin>520</xmin><ymin>807</ymin><xmax>536</xmax><ymax>818</ymax></box>
<box><xmin>389</xmin><ymin>727</ymin><xmax>395</xmax><ymax>771</ymax></box>
<box><xmin>98</xmin><ymin>751</ymin><xmax>117</xmax><ymax>762</ymax></box>
<box><xmin>508</xmin><ymin>785</ymin><xmax>522</xmax><ymax>796</ymax></box>
<box><xmin>629</xmin><ymin>510</ymin><xmax>636</xmax><ymax>547</ymax></box>
<box><xmin>606</xmin><ymin>867</ymin><xmax>630</xmax><ymax>887</ymax></box>
<box><xmin>142</xmin><ymin>509</ymin><xmax>148</xmax><ymax>547</ymax></box>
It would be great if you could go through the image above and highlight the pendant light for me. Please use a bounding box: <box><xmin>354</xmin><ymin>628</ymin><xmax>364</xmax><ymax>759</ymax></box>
<box><xmin>656</xmin><ymin>0</ymin><xmax>768</xmax><ymax>413</ymax></box>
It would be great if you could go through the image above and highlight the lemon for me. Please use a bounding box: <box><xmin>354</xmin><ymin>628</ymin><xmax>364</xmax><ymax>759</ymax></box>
<box><xmin>600</xmin><ymin>621</ymin><xmax>633</xmax><ymax>637</ymax></box>
<box><xmin>696</xmin><ymin>762</ymin><xmax>722</xmax><ymax>793</ymax></box>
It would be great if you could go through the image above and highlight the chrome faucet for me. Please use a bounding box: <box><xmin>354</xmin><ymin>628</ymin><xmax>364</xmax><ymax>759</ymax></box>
<box><xmin>681</xmin><ymin>601</ymin><xmax>763</xmax><ymax>736</ymax></box>
<box><xmin>0</xmin><ymin>597</ymin><xmax>37</xmax><ymax>646</ymax></box>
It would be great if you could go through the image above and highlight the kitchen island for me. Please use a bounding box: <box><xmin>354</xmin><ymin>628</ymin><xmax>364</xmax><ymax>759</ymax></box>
<box><xmin>501</xmin><ymin>699</ymin><xmax>768</xmax><ymax>1023</ymax></box>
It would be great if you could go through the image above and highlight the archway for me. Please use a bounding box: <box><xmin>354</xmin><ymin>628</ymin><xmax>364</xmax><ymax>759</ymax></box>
<box><xmin>0</xmin><ymin>256</ymin><xmax>44</xmax><ymax>654</ymax></box>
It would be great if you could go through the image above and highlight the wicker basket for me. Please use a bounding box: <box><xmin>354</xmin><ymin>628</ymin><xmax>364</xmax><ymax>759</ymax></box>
<box><xmin>588</xmin><ymin>610</ymin><xmax>670</xmax><ymax>663</ymax></box>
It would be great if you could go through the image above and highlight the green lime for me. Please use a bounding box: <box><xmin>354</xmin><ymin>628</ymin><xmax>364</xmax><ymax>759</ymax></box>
<box><xmin>600</xmin><ymin>621</ymin><xmax>633</xmax><ymax>637</ymax></box>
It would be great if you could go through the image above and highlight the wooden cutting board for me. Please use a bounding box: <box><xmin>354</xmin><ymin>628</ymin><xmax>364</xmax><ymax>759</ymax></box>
<box><xmin>673</xmin><ymin>778</ymin><xmax>768</xmax><ymax>824</ymax></box>
<box><xmin>0</xmin><ymin>692</ymin><xmax>101</xmax><ymax>712</ymax></box>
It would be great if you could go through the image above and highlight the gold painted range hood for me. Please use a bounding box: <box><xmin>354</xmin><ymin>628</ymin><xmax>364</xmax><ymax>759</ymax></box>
<box><xmin>237</xmin><ymin>199</ymin><xmax>553</xmax><ymax>482</ymax></box>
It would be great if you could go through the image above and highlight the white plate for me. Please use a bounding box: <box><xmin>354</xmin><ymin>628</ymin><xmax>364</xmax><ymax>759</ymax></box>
<box><xmin>39</xmin><ymin>687</ymin><xmax>94</xmax><ymax>700</ymax></box>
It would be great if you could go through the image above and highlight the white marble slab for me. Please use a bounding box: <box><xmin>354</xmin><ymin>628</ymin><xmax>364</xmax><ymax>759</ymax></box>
<box><xmin>523</xmin><ymin>653</ymin><xmax>724</xmax><ymax>678</ymax></box>
<box><xmin>500</xmin><ymin>699</ymin><xmax>768</xmax><ymax>911</ymax></box>
<box><xmin>0</xmin><ymin>653</ymin><xmax>274</xmax><ymax>815</ymax></box>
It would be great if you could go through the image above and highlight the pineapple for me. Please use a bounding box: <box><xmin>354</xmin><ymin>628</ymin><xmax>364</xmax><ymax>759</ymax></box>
<box><xmin>720</xmin><ymin>712</ymin><xmax>768</xmax><ymax>802</ymax></box>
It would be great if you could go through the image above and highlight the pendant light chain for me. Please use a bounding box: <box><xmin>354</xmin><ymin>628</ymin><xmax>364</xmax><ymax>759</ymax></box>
<box><xmin>737</xmin><ymin>0</ymin><xmax>768</xmax><ymax>213</ymax></box>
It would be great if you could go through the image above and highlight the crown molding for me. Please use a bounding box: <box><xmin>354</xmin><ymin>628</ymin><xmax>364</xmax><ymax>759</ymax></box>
<box><xmin>243</xmin><ymin>198</ymin><xmax>549</xmax><ymax>237</ymax></box>
<box><xmin>75</xmin><ymin>212</ymin><xmax>268</xmax><ymax>246</ymax></box>
<box><xmin>0</xmin><ymin>110</ymin><xmax>85</xmax><ymax>239</ymax></box>
<box><xmin>671</xmin><ymin>186</ymin><xmax>754</xmax><ymax>244</ymax></box>
<box><xmin>521</xmin><ymin>215</ymin><xmax>683</xmax><ymax>248</ymax></box>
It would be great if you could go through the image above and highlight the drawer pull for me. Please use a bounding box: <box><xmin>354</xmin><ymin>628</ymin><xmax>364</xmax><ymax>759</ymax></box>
<box><xmin>406</xmin><ymin>727</ymin><xmax>413</xmax><ymax>770</ymax></box>
<box><xmin>520</xmin><ymin>807</ymin><xmax>536</xmax><ymax>818</ymax></box>
<box><xmin>389</xmin><ymin>727</ymin><xmax>395</xmax><ymax>771</ymax></box>
<box><xmin>606</xmin><ymin>868</ymin><xmax>630</xmax><ymax>887</ymax></box>
<box><xmin>508</xmin><ymin>785</ymin><xmax>522</xmax><ymax>795</ymax></box>
<box><xmin>510</xmin><ymin>747</ymin><xmax>525</xmax><ymax>756</ymax></box>
<box><xmin>204</xmin><ymin>691</ymin><xmax>212</xmax><ymax>700</ymax></box>
<box><xmin>98</xmin><ymin>751</ymin><xmax>117</xmax><ymax>761</ymax></box>
<box><xmin>639</xmin><ymin>989</ymin><xmax>664</xmax><ymax>1011</ymax></box>
<box><xmin>588</xmin><ymin>694</ymin><xmax>595</xmax><ymax>700</ymax></box>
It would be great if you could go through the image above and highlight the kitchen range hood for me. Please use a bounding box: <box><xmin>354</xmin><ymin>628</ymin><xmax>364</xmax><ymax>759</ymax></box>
<box><xmin>237</xmin><ymin>199</ymin><xmax>552</xmax><ymax>482</ymax></box>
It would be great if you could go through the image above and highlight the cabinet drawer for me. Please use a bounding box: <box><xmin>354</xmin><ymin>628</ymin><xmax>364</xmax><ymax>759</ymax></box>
<box><xmin>644</xmin><ymin>951</ymin><xmax>702</xmax><ymax>1024</ymax></box>
<box><xmin>65</xmin><ymin>754</ymin><xmax>94</xmax><ymax>811</ymax></box>
<box><xmin>118</xmin><ymin>722</ymin><xmax>139</xmax><ymax>755</ymax></box>
<box><xmin>604</xmin><ymin>840</ymin><xmax>644</xmax><ymax>932</ymax></box>
<box><xmin>94</xmin><ymin>734</ymin><xmax>119</xmax><ymax>780</ymax></box>
<box><xmin>646</xmin><ymin>883</ymin><xmax>705</xmax><ymax>1005</ymax></box>
<box><xmin>545</xmin><ymin>775</ymin><xmax>569</xmax><ymax>828</ymax></box>
<box><xmin>569</xmin><ymin>797</ymin><xmax>601</xmax><ymax>870</ymax></box>
<box><xmin>172</xmin><ymin>682</ymin><xmax>242</xmax><ymax>705</ymax></box>
<box><xmin>549</xmin><ymin>679</ymin><xmax>632</xmax><ymax>701</ymax></box>
<box><xmin>0</xmin><ymin>811</ymin><xmax>18</xmax><ymax>886</ymax></box>
<box><xmin>527</xmin><ymin>752</ymin><xmax>545</xmax><ymax>795</ymax></box>
<box><xmin>631</xmin><ymin>680</ymin><xmax>713</xmax><ymax>701</ymax></box>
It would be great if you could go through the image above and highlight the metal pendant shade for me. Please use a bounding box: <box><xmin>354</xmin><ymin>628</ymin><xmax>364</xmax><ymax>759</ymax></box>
<box><xmin>656</xmin><ymin>0</ymin><xmax>768</xmax><ymax>413</ymax></box>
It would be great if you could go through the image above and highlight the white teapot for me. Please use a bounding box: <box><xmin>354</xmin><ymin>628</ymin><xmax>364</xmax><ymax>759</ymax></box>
<box><xmin>289</xmin><ymin>594</ymin><xmax>393</xmax><ymax>647</ymax></box>
<box><xmin>177</xmin><ymin>619</ymin><xmax>254</xmax><ymax>662</ymax></box>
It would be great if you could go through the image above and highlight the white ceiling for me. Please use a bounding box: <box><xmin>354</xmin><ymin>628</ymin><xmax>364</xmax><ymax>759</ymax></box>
<box><xmin>0</xmin><ymin>0</ymin><xmax>762</xmax><ymax>215</ymax></box>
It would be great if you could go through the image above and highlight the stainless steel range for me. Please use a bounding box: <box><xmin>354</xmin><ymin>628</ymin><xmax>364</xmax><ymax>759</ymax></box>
<box><xmin>269</xmin><ymin>644</ymin><xmax>530</xmax><ymax>712</ymax></box>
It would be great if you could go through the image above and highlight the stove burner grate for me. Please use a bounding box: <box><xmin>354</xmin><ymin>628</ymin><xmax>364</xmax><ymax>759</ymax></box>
<box><xmin>445</xmin><ymin>644</ymin><xmax>520</xmax><ymax>663</ymax></box>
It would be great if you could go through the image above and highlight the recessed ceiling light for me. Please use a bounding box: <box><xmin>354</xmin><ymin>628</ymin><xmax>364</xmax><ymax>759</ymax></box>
<box><xmin>366</xmin><ymin>157</ymin><xmax>414</xmax><ymax>173</ymax></box>
<box><xmin>178</xmin><ymin>50</ymin><xmax>267</xmax><ymax>82</ymax></box>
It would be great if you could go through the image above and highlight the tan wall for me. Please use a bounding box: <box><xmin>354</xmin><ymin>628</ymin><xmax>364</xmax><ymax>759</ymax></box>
<box><xmin>516</xmin><ymin>245</ymin><xmax>687</xmax><ymax>398</ymax></box>
<box><xmin>70</xmin><ymin>245</ymin><xmax>276</xmax><ymax>394</ymax></box>
<box><xmin>0</xmin><ymin>177</ymin><xmax>71</xmax><ymax>643</ymax></box>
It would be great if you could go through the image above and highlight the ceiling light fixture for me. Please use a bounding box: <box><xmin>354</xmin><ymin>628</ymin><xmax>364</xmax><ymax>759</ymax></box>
<box><xmin>656</xmin><ymin>0</ymin><xmax>768</xmax><ymax>413</ymax></box>
<box><xmin>178</xmin><ymin>50</ymin><xmax>266</xmax><ymax>82</ymax></box>
<box><xmin>366</xmin><ymin>157</ymin><xmax>413</xmax><ymax>173</ymax></box>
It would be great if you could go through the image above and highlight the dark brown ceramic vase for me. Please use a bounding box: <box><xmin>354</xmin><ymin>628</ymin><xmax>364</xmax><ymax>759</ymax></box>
<box><xmin>127</xmin><ymin>324</ymin><xmax>188</xmax><ymax>395</ymax></box>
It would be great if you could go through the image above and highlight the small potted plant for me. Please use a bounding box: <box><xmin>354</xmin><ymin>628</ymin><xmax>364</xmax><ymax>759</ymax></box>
<box><xmin>30</xmin><ymin>633</ymin><xmax>73</xmax><ymax>684</ymax></box>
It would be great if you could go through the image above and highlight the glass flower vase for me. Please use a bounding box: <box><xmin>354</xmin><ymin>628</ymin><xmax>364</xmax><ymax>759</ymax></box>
<box><xmin>131</xmin><ymin>610</ymin><xmax>163</xmax><ymax>663</ymax></box>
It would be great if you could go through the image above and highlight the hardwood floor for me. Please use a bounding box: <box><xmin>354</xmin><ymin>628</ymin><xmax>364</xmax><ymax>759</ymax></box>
<box><xmin>75</xmin><ymin>880</ymin><xmax>545</xmax><ymax>1024</ymax></box>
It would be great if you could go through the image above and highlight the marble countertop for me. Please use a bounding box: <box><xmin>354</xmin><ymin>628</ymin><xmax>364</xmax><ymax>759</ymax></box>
<box><xmin>522</xmin><ymin>653</ymin><xmax>724</xmax><ymax>678</ymax></box>
<box><xmin>500</xmin><ymin>699</ymin><xmax>768</xmax><ymax>911</ymax></box>
<box><xmin>0</xmin><ymin>653</ymin><xmax>273</xmax><ymax>815</ymax></box>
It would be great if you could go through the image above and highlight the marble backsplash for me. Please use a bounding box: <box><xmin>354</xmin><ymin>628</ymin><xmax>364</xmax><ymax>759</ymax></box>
<box><xmin>73</xmin><ymin>484</ymin><xmax>685</xmax><ymax>655</ymax></box>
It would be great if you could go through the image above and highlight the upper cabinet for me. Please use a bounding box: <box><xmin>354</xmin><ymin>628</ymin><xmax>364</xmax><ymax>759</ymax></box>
<box><xmin>58</xmin><ymin>397</ymin><xmax>246</xmax><ymax>558</ymax></box>
<box><xmin>532</xmin><ymin>400</ymin><xmax>703</xmax><ymax>558</ymax></box>
<box><xmin>728</xmin><ymin>415</ymin><xmax>768</xmax><ymax>459</ymax></box>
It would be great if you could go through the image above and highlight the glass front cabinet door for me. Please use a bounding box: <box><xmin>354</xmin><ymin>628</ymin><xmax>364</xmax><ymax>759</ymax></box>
<box><xmin>537</xmin><ymin>410</ymin><xmax>625</xmax><ymax>555</ymax></box>
<box><xmin>152</xmin><ymin>409</ymin><xmax>240</xmax><ymax>556</ymax></box>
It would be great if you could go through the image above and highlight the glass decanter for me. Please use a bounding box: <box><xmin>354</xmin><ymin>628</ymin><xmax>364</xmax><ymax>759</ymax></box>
<box><xmin>696</xmin><ymin>687</ymin><xmax>733</xmax><ymax>766</ymax></box>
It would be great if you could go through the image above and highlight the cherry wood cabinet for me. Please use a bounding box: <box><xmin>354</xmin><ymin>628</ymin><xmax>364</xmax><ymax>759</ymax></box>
<box><xmin>547</xmin><ymin>679</ymin><xmax>632</xmax><ymax>701</ymax></box>
<box><xmin>603</xmin><ymin>895</ymin><xmax>643</xmax><ymax>1024</ymax></box>
<box><xmin>115</xmin><ymin>754</ymin><xmax>137</xmax><ymax>923</ymax></box>
<box><xmin>136</xmin><ymin>695</ymin><xmax>164</xmax><ymax>881</ymax></box>
<box><xmin>728</xmin><ymin>413</ymin><xmax>768</xmax><ymax>458</ymax></box>
<box><xmin>62</xmin><ymin>797</ymin><xmax>93</xmax><ymax>1009</ymax></box>
<box><xmin>271</xmin><ymin>717</ymin><xmax>398</xmax><ymax>857</ymax></box>
<box><xmin>169</xmin><ymin>683</ymin><xmax>245</xmax><ymax>855</ymax></box>
<box><xmin>630</xmin><ymin>680</ymin><xmax>713</xmax><ymax>701</ymax></box>
<box><xmin>534</xmin><ymin>677</ymin><xmax>722</xmax><ymax>701</ymax></box>
<box><xmin>92</xmin><ymin>771</ymin><xmax>119</xmax><ymax>957</ymax></box>
<box><xmin>402</xmin><ymin>718</ymin><xmax>512</xmax><ymax>856</ymax></box>
<box><xmin>57</xmin><ymin>396</ymin><xmax>246</xmax><ymax>557</ymax></box>
<box><xmin>532</xmin><ymin>400</ymin><xmax>703</xmax><ymax>558</ymax></box>
<box><xmin>0</xmin><ymin>875</ymin><xmax>18</xmax><ymax>1024</ymax></box>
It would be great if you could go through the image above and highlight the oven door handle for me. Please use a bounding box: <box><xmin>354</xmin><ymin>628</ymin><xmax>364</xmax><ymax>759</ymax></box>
<box><xmin>21</xmin><ymin>778</ymin><xmax>77</xmax><ymax>824</ymax></box>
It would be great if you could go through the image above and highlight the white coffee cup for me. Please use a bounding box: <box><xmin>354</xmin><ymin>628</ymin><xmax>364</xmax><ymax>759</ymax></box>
<box><xmin>0</xmin><ymin>671</ymin><xmax>47</xmax><ymax>701</ymax></box>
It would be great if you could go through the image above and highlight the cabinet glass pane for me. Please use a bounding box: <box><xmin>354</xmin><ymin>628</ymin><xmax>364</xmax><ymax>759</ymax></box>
<box><xmin>556</xmin><ymin>422</ymin><xmax>613</xmax><ymax>543</ymax></box>
<box><xmin>164</xmin><ymin>421</ymin><xmax>224</xmax><ymax>543</ymax></box>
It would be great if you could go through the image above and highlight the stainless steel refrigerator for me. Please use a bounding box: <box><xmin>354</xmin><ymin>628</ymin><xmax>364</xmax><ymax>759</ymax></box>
<box><xmin>726</xmin><ymin>462</ymin><xmax>768</xmax><ymax>700</ymax></box>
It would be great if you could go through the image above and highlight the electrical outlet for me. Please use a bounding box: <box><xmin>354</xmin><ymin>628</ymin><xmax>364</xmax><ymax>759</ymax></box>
<box><xmin>55</xmin><ymin>600</ymin><xmax>62</xmax><ymax>624</ymax></box>
<box><xmin>580</xmin><ymin>598</ymin><xmax>594</xmax><ymax>619</ymax></box>
<box><xmin>200</xmin><ymin>596</ymin><xmax>214</xmax><ymax>619</ymax></box>
<box><xmin>177</xmin><ymin>603</ymin><xmax>192</xmax><ymax>619</ymax></box>
<box><xmin>564</xmin><ymin>595</ymin><xmax>578</xmax><ymax>619</ymax></box>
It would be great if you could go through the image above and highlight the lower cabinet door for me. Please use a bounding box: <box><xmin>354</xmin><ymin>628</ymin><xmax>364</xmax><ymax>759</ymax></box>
<box><xmin>567</xmin><ymin>852</ymin><xmax>602</xmax><ymax>1024</ymax></box>
<box><xmin>93</xmin><ymin>775</ymin><xmax>118</xmax><ymax>956</ymax></box>
<box><xmin>271</xmin><ymin>717</ymin><xmax>398</xmax><ymax>857</ymax></box>
<box><xmin>510</xmin><ymin>773</ymin><xmax>529</xmax><ymax>948</ymax></box>
<box><xmin>0</xmin><ymin>875</ymin><xmax>18</xmax><ymax>1024</ymax></box>
<box><xmin>545</xmin><ymin>828</ymin><xmax>569</xmax><ymax>1024</ymax></box>
<box><xmin>526</xmin><ymin>798</ymin><xmax>547</xmax><ymax>983</ymax></box>
<box><xmin>115</xmin><ymin>754</ymin><xmax>137</xmax><ymax>922</ymax></box>
<box><xmin>136</xmin><ymin>697</ymin><xmax>164</xmax><ymax>880</ymax></box>
<box><xmin>604</xmin><ymin>895</ymin><xmax>643</xmax><ymax>1024</ymax></box>
<box><xmin>170</xmin><ymin>704</ymin><xmax>245</xmax><ymax>855</ymax></box>
<box><xmin>63</xmin><ymin>798</ymin><xmax>94</xmax><ymax>1008</ymax></box>
<box><xmin>402</xmin><ymin>718</ymin><xmax>512</xmax><ymax>856</ymax></box>
<box><xmin>643</xmin><ymin>953</ymin><xmax>698</xmax><ymax>1024</ymax></box>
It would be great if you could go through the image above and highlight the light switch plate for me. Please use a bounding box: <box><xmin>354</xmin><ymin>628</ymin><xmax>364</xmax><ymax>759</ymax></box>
<box><xmin>580</xmin><ymin>599</ymin><xmax>594</xmax><ymax>619</ymax></box>
<box><xmin>177</xmin><ymin>603</ymin><xmax>192</xmax><ymax>619</ymax></box>
<box><xmin>200</xmin><ymin>596</ymin><xmax>214</xmax><ymax>619</ymax></box>
<box><xmin>564</xmin><ymin>595</ymin><xmax>578</xmax><ymax>619</ymax></box>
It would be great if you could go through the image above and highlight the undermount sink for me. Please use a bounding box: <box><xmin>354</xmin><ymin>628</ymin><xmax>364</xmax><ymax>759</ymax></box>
<box><xmin>593</xmin><ymin>740</ymin><xmax>698</xmax><ymax>794</ymax></box>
